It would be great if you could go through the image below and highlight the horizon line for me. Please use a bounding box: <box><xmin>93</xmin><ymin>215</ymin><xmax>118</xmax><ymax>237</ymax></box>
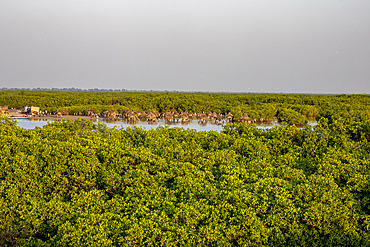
<box><xmin>0</xmin><ymin>87</ymin><xmax>368</xmax><ymax>95</ymax></box>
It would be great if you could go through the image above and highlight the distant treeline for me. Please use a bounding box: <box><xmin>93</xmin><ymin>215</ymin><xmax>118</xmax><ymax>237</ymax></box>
<box><xmin>1</xmin><ymin>87</ymin><xmax>128</xmax><ymax>92</ymax></box>
<box><xmin>0</xmin><ymin>91</ymin><xmax>369</xmax><ymax>124</ymax></box>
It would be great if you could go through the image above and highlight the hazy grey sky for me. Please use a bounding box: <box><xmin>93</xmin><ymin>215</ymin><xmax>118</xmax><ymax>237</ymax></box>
<box><xmin>1</xmin><ymin>0</ymin><xmax>369</xmax><ymax>93</ymax></box>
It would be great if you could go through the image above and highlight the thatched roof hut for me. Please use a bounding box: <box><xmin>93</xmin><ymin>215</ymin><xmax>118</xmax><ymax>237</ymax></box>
<box><xmin>56</xmin><ymin>109</ymin><xmax>63</xmax><ymax>117</ymax></box>
<box><xmin>87</xmin><ymin>107</ymin><xmax>96</xmax><ymax>116</ymax></box>
<box><xmin>153</xmin><ymin>111</ymin><xmax>160</xmax><ymax>118</ymax></box>
<box><xmin>137</xmin><ymin>111</ymin><xmax>147</xmax><ymax>120</ymax></box>
<box><xmin>239</xmin><ymin>113</ymin><xmax>251</xmax><ymax>123</ymax></box>
<box><xmin>127</xmin><ymin>111</ymin><xmax>138</xmax><ymax>122</ymax></box>
<box><xmin>106</xmin><ymin>109</ymin><xmax>117</xmax><ymax>119</ymax></box>
<box><xmin>164</xmin><ymin>111</ymin><xmax>174</xmax><ymax>122</ymax></box>
<box><xmin>225</xmin><ymin>112</ymin><xmax>233</xmax><ymax>122</ymax></box>
<box><xmin>197</xmin><ymin>112</ymin><xmax>208</xmax><ymax>123</ymax></box>
<box><xmin>146</xmin><ymin>111</ymin><xmax>157</xmax><ymax>123</ymax></box>
<box><xmin>122</xmin><ymin>109</ymin><xmax>130</xmax><ymax>118</ymax></box>
<box><xmin>181</xmin><ymin>112</ymin><xmax>189</xmax><ymax>122</ymax></box>
<box><xmin>173</xmin><ymin>112</ymin><xmax>180</xmax><ymax>121</ymax></box>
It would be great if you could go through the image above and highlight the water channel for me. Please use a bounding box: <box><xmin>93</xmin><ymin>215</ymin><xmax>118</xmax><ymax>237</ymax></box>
<box><xmin>14</xmin><ymin>118</ymin><xmax>317</xmax><ymax>132</ymax></box>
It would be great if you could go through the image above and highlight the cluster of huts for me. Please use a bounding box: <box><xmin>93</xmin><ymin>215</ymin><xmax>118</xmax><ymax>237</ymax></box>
<box><xmin>113</xmin><ymin>109</ymin><xmax>235</xmax><ymax>124</ymax></box>
<box><xmin>53</xmin><ymin>107</ymin><xmax>238</xmax><ymax>124</ymax></box>
<box><xmin>1</xmin><ymin>105</ymin><xmax>263</xmax><ymax>124</ymax></box>
<box><xmin>57</xmin><ymin>107</ymin><xmax>259</xmax><ymax>124</ymax></box>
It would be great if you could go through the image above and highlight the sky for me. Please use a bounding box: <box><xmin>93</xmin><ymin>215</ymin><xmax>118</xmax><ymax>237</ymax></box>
<box><xmin>0</xmin><ymin>0</ymin><xmax>369</xmax><ymax>93</ymax></box>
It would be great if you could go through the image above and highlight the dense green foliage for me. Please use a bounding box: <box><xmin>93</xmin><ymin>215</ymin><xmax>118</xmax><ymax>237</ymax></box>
<box><xmin>1</xmin><ymin>91</ymin><xmax>369</xmax><ymax>124</ymax></box>
<box><xmin>1</xmin><ymin>112</ymin><xmax>369</xmax><ymax>245</ymax></box>
<box><xmin>276</xmin><ymin>108</ymin><xmax>308</xmax><ymax>125</ymax></box>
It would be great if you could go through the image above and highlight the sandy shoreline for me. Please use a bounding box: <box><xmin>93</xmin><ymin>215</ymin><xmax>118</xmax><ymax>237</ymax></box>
<box><xmin>32</xmin><ymin>115</ymin><xmax>98</xmax><ymax>120</ymax></box>
<box><xmin>6</xmin><ymin>109</ymin><xmax>101</xmax><ymax>121</ymax></box>
<box><xmin>11</xmin><ymin>115</ymin><xmax>104</xmax><ymax>121</ymax></box>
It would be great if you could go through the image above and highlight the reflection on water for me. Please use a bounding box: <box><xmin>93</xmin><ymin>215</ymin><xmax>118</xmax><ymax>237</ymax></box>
<box><xmin>14</xmin><ymin>118</ymin><xmax>317</xmax><ymax>132</ymax></box>
<box><xmin>93</xmin><ymin>119</ymin><xmax>227</xmax><ymax>132</ymax></box>
<box><xmin>16</xmin><ymin>119</ymin><xmax>50</xmax><ymax>129</ymax></box>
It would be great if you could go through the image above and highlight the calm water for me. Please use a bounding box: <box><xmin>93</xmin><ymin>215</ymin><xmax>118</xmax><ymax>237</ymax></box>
<box><xmin>14</xmin><ymin>118</ymin><xmax>317</xmax><ymax>132</ymax></box>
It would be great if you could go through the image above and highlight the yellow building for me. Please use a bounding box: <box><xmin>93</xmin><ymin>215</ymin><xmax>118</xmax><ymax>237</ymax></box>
<box><xmin>0</xmin><ymin>106</ymin><xmax>9</xmax><ymax>115</ymax></box>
